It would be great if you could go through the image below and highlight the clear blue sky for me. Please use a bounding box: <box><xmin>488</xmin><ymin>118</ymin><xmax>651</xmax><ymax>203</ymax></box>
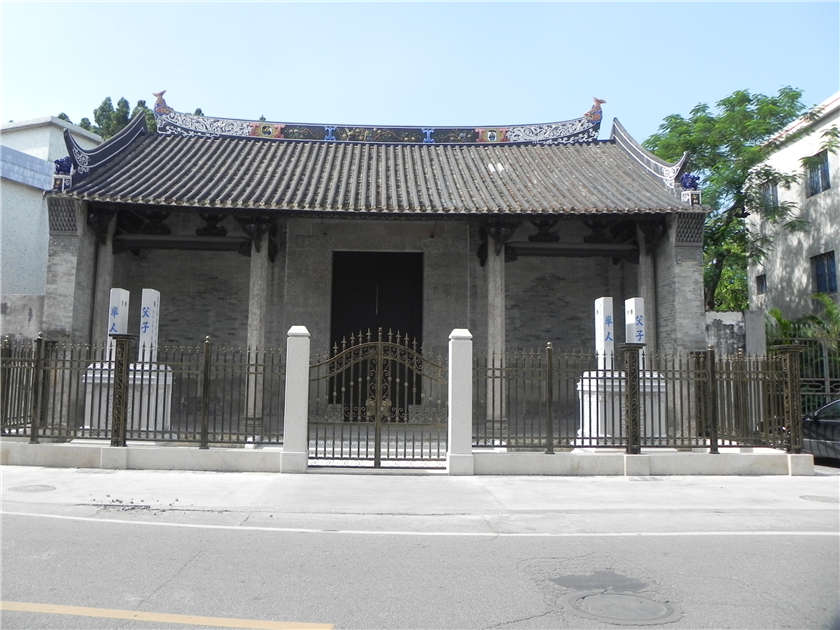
<box><xmin>2</xmin><ymin>1</ymin><xmax>838</xmax><ymax>143</ymax></box>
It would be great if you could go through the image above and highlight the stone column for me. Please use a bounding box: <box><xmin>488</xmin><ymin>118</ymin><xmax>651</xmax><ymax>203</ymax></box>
<box><xmin>281</xmin><ymin>325</ymin><xmax>310</xmax><ymax>473</ymax></box>
<box><xmin>486</xmin><ymin>233</ymin><xmax>505</xmax><ymax>428</ymax></box>
<box><xmin>245</xmin><ymin>230</ymin><xmax>270</xmax><ymax>432</ymax></box>
<box><xmin>91</xmin><ymin>215</ymin><xmax>117</xmax><ymax>346</ymax></box>
<box><xmin>448</xmin><ymin>329</ymin><xmax>474</xmax><ymax>475</ymax></box>
<box><xmin>636</xmin><ymin>224</ymin><xmax>657</xmax><ymax>355</ymax></box>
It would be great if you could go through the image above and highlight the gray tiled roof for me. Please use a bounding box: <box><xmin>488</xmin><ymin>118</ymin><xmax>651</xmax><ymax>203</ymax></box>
<box><xmin>62</xmin><ymin>121</ymin><xmax>696</xmax><ymax>215</ymax></box>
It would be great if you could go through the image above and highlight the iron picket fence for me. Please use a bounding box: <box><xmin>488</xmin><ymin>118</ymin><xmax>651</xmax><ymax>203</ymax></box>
<box><xmin>0</xmin><ymin>336</ymin><xmax>285</xmax><ymax>446</ymax></box>
<box><xmin>472</xmin><ymin>346</ymin><xmax>798</xmax><ymax>452</ymax></box>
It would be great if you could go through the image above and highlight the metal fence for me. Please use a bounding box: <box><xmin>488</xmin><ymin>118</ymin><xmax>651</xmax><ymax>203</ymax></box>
<box><xmin>790</xmin><ymin>338</ymin><xmax>839</xmax><ymax>414</ymax></box>
<box><xmin>473</xmin><ymin>345</ymin><xmax>797</xmax><ymax>453</ymax></box>
<box><xmin>307</xmin><ymin>330</ymin><xmax>448</xmax><ymax>466</ymax></box>
<box><xmin>1</xmin><ymin>335</ymin><xmax>285</xmax><ymax>446</ymax></box>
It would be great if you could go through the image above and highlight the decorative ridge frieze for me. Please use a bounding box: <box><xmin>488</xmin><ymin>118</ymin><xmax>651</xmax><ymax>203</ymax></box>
<box><xmin>152</xmin><ymin>91</ymin><xmax>604</xmax><ymax>146</ymax></box>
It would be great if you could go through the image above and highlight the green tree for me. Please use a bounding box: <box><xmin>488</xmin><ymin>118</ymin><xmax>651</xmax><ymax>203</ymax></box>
<box><xmin>131</xmin><ymin>99</ymin><xmax>157</xmax><ymax>134</ymax></box>
<box><xmin>804</xmin><ymin>294</ymin><xmax>840</xmax><ymax>352</ymax></box>
<box><xmin>644</xmin><ymin>87</ymin><xmax>807</xmax><ymax>311</ymax></box>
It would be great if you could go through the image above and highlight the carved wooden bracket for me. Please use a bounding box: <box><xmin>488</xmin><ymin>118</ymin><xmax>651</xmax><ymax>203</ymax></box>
<box><xmin>528</xmin><ymin>218</ymin><xmax>560</xmax><ymax>242</ymax></box>
<box><xmin>235</xmin><ymin>215</ymin><xmax>278</xmax><ymax>262</ymax></box>
<box><xmin>196</xmin><ymin>213</ymin><xmax>228</xmax><ymax>237</ymax></box>
<box><xmin>478</xmin><ymin>219</ymin><xmax>520</xmax><ymax>266</ymax></box>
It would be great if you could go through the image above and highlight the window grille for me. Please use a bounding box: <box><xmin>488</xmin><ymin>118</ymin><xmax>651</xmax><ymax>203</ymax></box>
<box><xmin>761</xmin><ymin>182</ymin><xmax>778</xmax><ymax>209</ymax></box>
<box><xmin>811</xmin><ymin>251</ymin><xmax>837</xmax><ymax>293</ymax></box>
<box><xmin>805</xmin><ymin>150</ymin><xmax>830</xmax><ymax>197</ymax></box>
<box><xmin>756</xmin><ymin>274</ymin><xmax>767</xmax><ymax>295</ymax></box>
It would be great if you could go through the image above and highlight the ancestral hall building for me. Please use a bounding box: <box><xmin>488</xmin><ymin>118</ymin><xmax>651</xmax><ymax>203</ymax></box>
<box><xmin>44</xmin><ymin>95</ymin><xmax>706</xmax><ymax>357</ymax></box>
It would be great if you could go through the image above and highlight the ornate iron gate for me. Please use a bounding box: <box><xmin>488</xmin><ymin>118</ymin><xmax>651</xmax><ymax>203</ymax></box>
<box><xmin>308</xmin><ymin>329</ymin><xmax>447</xmax><ymax>467</ymax></box>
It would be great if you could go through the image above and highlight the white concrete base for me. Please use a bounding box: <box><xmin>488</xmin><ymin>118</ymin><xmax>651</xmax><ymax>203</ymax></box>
<box><xmin>624</xmin><ymin>454</ymin><xmax>651</xmax><ymax>476</ymax></box>
<box><xmin>1</xmin><ymin>439</ymin><xmax>288</xmax><ymax>473</ymax></box>
<box><xmin>472</xmin><ymin>449</ymin><xmax>814</xmax><ymax>476</ymax></box>
<box><xmin>446</xmin><ymin>453</ymin><xmax>475</xmax><ymax>475</ymax></box>
<box><xmin>279</xmin><ymin>451</ymin><xmax>308</xmax><ymax>473</ymax></box>
<box><xmin>0</xmin><ymin>440</ymin><xmax>815</xmax><ymax>476</ymax></box>
<box><xmin>788</xmin><ymin>454</ymin><xmax>815</xmax><ymax>476</ymax></box>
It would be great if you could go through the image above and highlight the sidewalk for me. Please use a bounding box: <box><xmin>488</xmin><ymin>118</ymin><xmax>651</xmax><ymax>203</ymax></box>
<box><xmin>3</xmin><ymin>464</ymin><xmax>838</xmax><ymax>523</ymax></box>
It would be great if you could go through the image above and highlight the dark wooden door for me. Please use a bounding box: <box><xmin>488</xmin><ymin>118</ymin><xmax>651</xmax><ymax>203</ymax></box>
<box><xmin>330</xmin><ymin>252</ymin><xmax>423</xmax><ymax>347</ymax></box>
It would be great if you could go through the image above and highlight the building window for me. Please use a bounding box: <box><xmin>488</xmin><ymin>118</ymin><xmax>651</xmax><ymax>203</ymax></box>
<box><xmin>756</xmin><ymin>274</ymin><xmax>767</xmax><ymax>295</ymax></box>
<box><xmin>812</xmin><ymin>251</ymin><xmax>837</xmax><ymax>293</ymax></box>
<box><xmin>761</xmin><ymin>182</ymin><xmax>778</xmax><ymax>209</ymax></box>
<box><xmin>805</xmin><ymin>150</ymin><xmax>830</xmax><ymax>197</ymax></box>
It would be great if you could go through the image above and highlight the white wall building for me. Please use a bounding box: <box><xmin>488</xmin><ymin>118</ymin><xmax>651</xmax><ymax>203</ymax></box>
<box><xmin>1</xmin><ymin>117</ymin><xmax>101</xmax><ymax>338</ymax></box>
<box><xmin>748</xmin><ymin>92</ymin><xmax>840</xmax><ymax>320</ymax></box>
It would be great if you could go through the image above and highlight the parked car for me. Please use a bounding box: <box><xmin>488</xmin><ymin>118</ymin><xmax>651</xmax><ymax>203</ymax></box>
<box><xmin>802</xmin><ymin>399</ymin><xmax>840</xmax><ymax>462</ymax></box>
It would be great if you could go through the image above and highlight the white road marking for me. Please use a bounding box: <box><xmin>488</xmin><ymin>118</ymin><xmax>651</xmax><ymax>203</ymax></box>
<box><xmin>2</xmin><ymin>510</ymin><xmax>838</xmax><ymax>537</ymax></box>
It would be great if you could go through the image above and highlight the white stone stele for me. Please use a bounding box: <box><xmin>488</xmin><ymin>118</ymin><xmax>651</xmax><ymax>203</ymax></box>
<box><xmin>106</xmin><ymin>288</ymin><xmax>129</xmax><ymax>355</ymax></box>
<box><xmin>83</xmin><ymin>362</ymin><xmax>173</xmax><ymax>434</ymax></box>
<box><xmin>576</xmin><ymin>369</ymin><xmax>666</xmax><ymax>443</ymax></box>
<box><xmin>281</xmin><ymin>325</ymin><xmax>310</xmax><ymax>473</ymax></box>
<box><xmin>624</xmin><ymin>297</ymin><xmax>645</xmax><ymax>345</ymax></box>
<box><xmin>138</xmin><ymin>288</ymin><xmax>160</xmax><ymax>363</ymax></box>
<box><xmin>594</xmin><ymin>297</ymin><xmax>615</xmax><ymax>370</ymax></box>
<box><xmin>447</xmin><ymin>328</ymin><xmax>474</xmax><ymax>475</ymax></box>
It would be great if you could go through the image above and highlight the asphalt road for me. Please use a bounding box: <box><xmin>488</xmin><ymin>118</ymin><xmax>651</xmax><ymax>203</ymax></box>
<box><xmin>2</xmin><ymin>465</ymin><xmax>839</xmax><ymax>629</ymax></box>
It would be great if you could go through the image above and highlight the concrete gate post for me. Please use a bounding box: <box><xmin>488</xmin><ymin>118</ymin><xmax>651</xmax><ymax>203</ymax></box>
<box><xmin>447</xmin><ymin>329</ymin><xmax>474</xmax><ymax>475</ymax></box>
<box><xmin>281</xmin><ymin>325</ymin><xmax>310</xmax><ymax>473</ymax></box>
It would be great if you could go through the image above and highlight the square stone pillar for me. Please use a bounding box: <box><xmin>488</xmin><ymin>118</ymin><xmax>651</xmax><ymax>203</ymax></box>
<box><xmin>42</xmin><ymin>198</ymin><xmax>96</xmax><ymax>342</ymax></box>
<box><xmin>91</xmin><ymin>215</ymin><xmax>117</xmax><ymax>346</ymax></box>
<box><xmin>448</xmin><ymin>329</ymin><xmax>474</xmax><ymax>475</ymax></box>
<box><xmin>245</xmin><ymin>231</ymin><xmax>270</xmax><ymax>431</ymax></box>
<box><xmin>636</xmin><ymin>224</ymin><xmax>657</xmax><ymax>355</ymax></box>
<box><xmin>486</xmin><ymin>240</ymin><xmax>505</xmax><ymax>427</ymax></box>
<box><xmin>282</xmin><ymin>325</ymin><xmax>310</xmax><ymax>473</ymax></box>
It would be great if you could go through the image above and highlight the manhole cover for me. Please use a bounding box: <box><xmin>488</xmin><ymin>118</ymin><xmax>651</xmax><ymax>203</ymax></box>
<box><xmin>800</xmin><ymin>495</ymin><xmax>839</xmax><ymax>504</ymax></box>
<box><xmin>570</xmin><ymin>592</ymin><xmax>680</xmax><ymax>626</ymax></box>
<box><xmin>8</xmin><ymin>484</ymin><xmax>56</xmax><ymax>493</ymax></box>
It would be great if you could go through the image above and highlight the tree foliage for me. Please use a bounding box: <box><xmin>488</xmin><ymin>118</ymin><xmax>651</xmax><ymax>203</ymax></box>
<box><xmin>644</xmin><ymin>87</ymin><xmax>807</xmax><ymax>311</ymax></box>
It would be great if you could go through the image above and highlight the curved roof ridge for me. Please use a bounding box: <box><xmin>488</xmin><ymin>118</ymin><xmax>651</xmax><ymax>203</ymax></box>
<box><xmin>65</xmin><ymin>112</ymin><xmax>149</xmax><ymax>179</ymax></box>
<box><xmin>151</xmin><ymin>92</ymin><xmax>605</xmax><ymax>146</ymax></box>
<box><xmin>610</xmin><ymin>118</ymin><xmax>688</xmax><ymax>190</ymax></box>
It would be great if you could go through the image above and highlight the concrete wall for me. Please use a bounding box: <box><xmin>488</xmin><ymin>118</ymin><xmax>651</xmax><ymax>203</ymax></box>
<box><xmin>747</xmin><ymin>94</ymin><xmax>840</xmax><ymax>319</ymax></box>
<box><xmin>1</xmin><ymin>118</ymin><xmax>102</xmax><ymax>339</ymax></box>
<box><xmin>704</xmin><ymin>310</ymin><xmax>768</xmax><ymax>357</ymax></box>
<box><xmin>0</xmin><ymin>294</ymin><xmax>44</xmax><ymax>340</ymax></box>
<box><xmin>1</xmin><ymin>174</ymin><xmax>50</xmax><ymax>296</ymax></box>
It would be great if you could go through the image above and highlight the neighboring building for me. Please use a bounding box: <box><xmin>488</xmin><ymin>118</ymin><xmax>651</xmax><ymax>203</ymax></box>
<box><xmin>747</xmin><ymin>92</ymin><xmax>840</xmax><ymax>320</ymax></box>
<box><xmin>1</xmin><ymin>117</ymin><xmax>101</xmax><ymax>338</ymax></box>
<box><xmin>42</xmin><ymin>95</ymin><xmax>706</xmax><ymax>357</ymax></box>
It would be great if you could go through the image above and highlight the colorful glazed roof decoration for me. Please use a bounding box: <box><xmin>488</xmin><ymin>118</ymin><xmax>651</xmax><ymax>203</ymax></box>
<box><xmin>151</xmin><ymin>91</ymin><xmax>605</xmax><ymax>145</ymax></box>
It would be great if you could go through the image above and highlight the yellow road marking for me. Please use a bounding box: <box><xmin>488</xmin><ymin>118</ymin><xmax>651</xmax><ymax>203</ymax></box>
<box><xmin>0</xmin><ymin>601</ymin><xmax>332</xmax><ymax>629</ymax></box>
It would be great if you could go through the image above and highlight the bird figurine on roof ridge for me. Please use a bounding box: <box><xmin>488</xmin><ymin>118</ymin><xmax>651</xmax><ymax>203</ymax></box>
<box><xmin>153</xmin><ymin>90</ymin><xmax>173</xmax><ymax>116</ymax></box>
<box><xmin>585</xmin><ymin>98</ymin><xmax>606</xmax><ymax>123</ymax></box>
